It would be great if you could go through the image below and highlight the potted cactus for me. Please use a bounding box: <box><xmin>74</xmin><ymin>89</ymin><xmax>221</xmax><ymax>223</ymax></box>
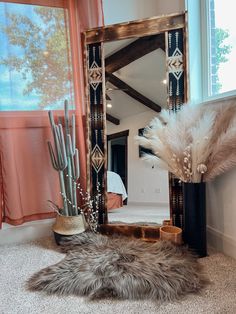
<box><xmin>48</xmin><ymin>100</ymin><xmax>86</xmax><ymax>244</ymax></box>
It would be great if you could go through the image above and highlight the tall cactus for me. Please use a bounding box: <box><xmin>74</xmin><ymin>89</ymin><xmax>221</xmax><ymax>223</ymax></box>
<box><xmin>48</xmin><ymin>100</ymin><xmax>80</xmax><ymax>216</ymax></box>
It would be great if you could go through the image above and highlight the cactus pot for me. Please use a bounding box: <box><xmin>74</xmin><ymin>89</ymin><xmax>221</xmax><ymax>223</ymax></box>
<box><xmin>52</xmin><ymin>213</ymin><xmax>86</xmax><ymax>245</ymax></box>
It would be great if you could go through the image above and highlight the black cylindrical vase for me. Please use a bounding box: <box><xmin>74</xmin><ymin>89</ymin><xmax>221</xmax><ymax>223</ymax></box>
<box><xmin>183</xmin><ymin>182</ymin><xmax>207</xmax><ymax>257</ymax></box>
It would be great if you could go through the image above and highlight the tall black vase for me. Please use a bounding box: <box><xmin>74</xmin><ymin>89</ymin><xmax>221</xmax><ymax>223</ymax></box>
<box><xmin>183</xmin><ymin>182</ymin><xmax>207</xmax><ymax>257</ymax></box>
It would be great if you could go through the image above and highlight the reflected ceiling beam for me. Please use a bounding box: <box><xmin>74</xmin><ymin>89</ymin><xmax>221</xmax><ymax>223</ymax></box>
<box><xmin>105</xmin><ymin>33</ymin><xmax>165</xmax><ymax>73</ymax></box>
<box><xmin>106</xmin><ymin>113</ymin><xmax>120</xmax><ymax>125</ymax></box>
<box><xmin>106</xmin><ymin>72</ymin><xmax>161</xmax><ymax>113</ymax></box>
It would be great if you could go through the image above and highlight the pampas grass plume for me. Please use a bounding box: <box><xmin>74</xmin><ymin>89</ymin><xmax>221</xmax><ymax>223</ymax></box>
<box><xmin>136</xmin><ymin>101</ymin><xmax>236</xmax><ymax>182</ymax></box>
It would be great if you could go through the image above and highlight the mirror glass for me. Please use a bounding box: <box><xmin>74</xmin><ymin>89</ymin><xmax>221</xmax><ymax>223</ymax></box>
<box><xmin>105</xmin><ymin>34</ymin><xmax>170</xmax><ymax>225</ymax></box>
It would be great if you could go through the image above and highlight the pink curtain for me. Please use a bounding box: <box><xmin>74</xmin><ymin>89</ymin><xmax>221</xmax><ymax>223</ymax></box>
<box><xmin>67</xmin><ymin>0</ymin><xmax>104</xmax><ymax>190</ymax></box>
<box><xmin>0</xmin><ymin>0</ymin><xmax>104</xmax><ymax>227</ymax></box>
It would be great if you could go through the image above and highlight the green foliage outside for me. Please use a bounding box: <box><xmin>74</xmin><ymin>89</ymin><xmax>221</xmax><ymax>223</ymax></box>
<box><xmin>0</xmin><ymin>7</ymin><xmax>73</xmax><ymax>109</ymax></box>
<box><xmin>214</xmin><ymin>28</ymin><xmax>232</xmax><ymax>93</ymax></box>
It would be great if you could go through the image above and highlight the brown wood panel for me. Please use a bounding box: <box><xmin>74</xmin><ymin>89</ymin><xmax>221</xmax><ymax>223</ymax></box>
<box><xmin>100</xmin><ymin>224</ymin><xmax>160</xmax><ymax>242</ymax></box>
<box><xmin>85</xmin><ymin>13</ymin><xmax>185</xmax><ymax>44</ymax></box>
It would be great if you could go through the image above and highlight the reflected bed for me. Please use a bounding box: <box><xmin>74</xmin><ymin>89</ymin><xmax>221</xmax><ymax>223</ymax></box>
<box><xmin>107</xmin><ymin>171</ymin><xmax>127</xmax><ymax>210</ymax></box>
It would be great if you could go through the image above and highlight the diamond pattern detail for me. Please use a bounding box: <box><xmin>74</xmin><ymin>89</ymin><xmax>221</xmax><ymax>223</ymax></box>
<box><xmin>167</xmin><ymin>48</ymin><xmax>183</xmax><ymax>80</ymax></box>
<box><xmin>91</xmin><ymin>144</ymin><xmax>104</xmax><ymax>173</ymax></box>
<box><xmin>89</xmin><ymin>61</ymin><xmax>102</xmax><ymax>91</ymax></box>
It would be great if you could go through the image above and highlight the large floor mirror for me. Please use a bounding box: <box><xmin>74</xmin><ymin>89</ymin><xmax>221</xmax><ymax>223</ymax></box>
<box><xmin>105</xmin><ymin>35</ymin><xmax>169</xmax><ymax>225</ymax></box>
<box><xmin>84</xmin><ymin>13</ymin><xmax>188</xmax><ymax>239</ymax></box>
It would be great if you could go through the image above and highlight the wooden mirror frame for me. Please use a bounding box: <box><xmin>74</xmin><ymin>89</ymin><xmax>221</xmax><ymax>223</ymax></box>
<box><xmin>83</xmin><ymin>12</ymin><xmax>188</xmax><ymax>240</ymax></box>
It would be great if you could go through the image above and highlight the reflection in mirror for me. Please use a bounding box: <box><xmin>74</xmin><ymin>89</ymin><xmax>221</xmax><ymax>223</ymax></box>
<box><xmin>105</xmin><ymin>34</ymin><xmax>170</xmax><ymax>226</ymax></box>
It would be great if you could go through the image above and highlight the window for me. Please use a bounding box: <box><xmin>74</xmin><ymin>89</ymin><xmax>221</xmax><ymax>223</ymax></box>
<box><xmin>0</xmin><ymin>1</ymin><xmax>74</xmax><ymax>111</ymax></box>
<box><xmin>203</xmin><ymin>0</ymin><xmax>236</xmax><ymax>98</ymax></box>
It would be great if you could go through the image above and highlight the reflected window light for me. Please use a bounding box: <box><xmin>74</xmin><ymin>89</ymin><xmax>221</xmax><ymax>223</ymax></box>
<box><xmin>107</xmin><ymin>103</ymin><xmax>112</xmax><ymax>108</ymax></box>
<box><xmin>162</xmin><ymin>79</ymin><xmax>167</xmax><ymax>85</ymax></box>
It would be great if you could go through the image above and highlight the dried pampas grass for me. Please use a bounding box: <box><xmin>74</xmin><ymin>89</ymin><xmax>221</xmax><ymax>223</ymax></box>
<box><xmin>136</xmin><ymin>101</ymin><xmax>236</xmax><ymax>182</ymax></box>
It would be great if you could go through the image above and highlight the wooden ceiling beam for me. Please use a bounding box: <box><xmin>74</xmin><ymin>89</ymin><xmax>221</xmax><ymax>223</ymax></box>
<box><xmin>105</xmin><ymin>33</ymin><xmax>165</xmax><ymax>73</ymax></box>
<box><xmin>106</xmin><ymin>113</ymin><xmax>120</xmax><ymax>125</ymax></box>
<box><xmin>106</xmin><ymin>72</ymin><xmax>161</xmax><ymax>113</ymax></box>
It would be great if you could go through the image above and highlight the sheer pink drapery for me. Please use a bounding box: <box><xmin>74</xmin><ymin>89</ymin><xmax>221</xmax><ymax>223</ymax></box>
<box><xmin>0</xmin><ymin>0</ymin><xmax>104</xmax><ymax>227</ymax></box>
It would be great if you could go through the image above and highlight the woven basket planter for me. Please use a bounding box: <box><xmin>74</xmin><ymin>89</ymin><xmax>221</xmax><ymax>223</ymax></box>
<box><xmin>52</xmin><ymin>214</ymin><xmax>86</xmax><ymax>245</ymax></box>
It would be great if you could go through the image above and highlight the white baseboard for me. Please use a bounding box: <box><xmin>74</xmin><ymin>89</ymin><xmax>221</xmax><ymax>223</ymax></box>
<box><xmin>207</xmin><ymin>225</ymin><xmax>236</xmax><ymax>259</ymax></box>
<box><xmin>0</xmin><ymin>219</ymin><xmax>55</xmax><ymax>246</ymax></box>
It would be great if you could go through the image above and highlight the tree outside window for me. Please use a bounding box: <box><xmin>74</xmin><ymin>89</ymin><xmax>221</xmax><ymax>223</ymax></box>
<box><xmin>0</xmin><ymin>3</ymin><xmax>74</xmax><ymax>111</ymax></box>
<box><xmin>209</xmin><ymin>0</ymin><xmax>233</xmax><ymax>96</ymax></box>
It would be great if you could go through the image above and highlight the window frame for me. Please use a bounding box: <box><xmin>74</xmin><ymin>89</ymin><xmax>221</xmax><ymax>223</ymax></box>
<box><xmin>0</xmin><ymin>0</ymin><xmax>74</xmax><ymax>114</ymax></box>
<box><xmin>2</xmin><ymin>0</ymin><xmax>64</xmax><ymax>8</ymax></box>
<box><xmin>186</xmin><ymin>0</ymin><xmax>236</xmax><ymax>103</ymax></box>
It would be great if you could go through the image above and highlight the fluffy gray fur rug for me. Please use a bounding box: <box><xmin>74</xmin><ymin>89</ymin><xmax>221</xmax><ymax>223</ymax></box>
<box><xmin>27</xmin><ymin>232</ymin><xmax>206</xmax><ymax>301</ymax></box>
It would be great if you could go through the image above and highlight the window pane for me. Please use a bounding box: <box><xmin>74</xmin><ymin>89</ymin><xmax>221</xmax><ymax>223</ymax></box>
<box><xmin>0</xmin><ymin>2</ymin><xmax>74</xmax><ymax>111</ymax></box>
<box><xmin>209</xmin><ymin>0</ymin><xmax>235</xmax><ymax>95</ymax></box>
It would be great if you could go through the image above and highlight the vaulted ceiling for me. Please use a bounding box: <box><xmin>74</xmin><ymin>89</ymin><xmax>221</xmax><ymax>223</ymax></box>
<box><xmin>104</xmin><ymin>33</ymin><xmax>167</xmax><ymax>125</ymax></box>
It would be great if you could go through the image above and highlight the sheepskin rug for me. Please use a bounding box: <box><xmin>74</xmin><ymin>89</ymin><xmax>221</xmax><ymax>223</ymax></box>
<box><xmin>27</xmin><ymin>232</ymin><xmax>206</xmax><ymax>301</ymax></box>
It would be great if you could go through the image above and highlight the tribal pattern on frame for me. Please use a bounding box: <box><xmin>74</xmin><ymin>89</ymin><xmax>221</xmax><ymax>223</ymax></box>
<box><xmin>167</xmin><ymin>28</ymin><xmax>185</xmax><ymax>229</ymax></box>
<box><xmin>167</xmin><ymin>29</ymin><xmax>184</xmax><ymax>112</ymax></box>
<box><xmin>87</xmin><ymin>42</ymin><xmax>106</xmax><ymax>225</ymax></box>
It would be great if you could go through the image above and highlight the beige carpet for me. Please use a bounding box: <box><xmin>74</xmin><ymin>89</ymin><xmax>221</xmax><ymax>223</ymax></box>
<box><xmin>0</xmin><ymin>236</ymin><xmax>236</xmax><ymax>314</ymax></box>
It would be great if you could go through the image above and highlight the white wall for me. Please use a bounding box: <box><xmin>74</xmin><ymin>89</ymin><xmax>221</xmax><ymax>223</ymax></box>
<box><xmin>103</xmin><ymin>0</ymin><xmax>185</xmax><ymax>25</ymax></box>
<box><xmin>206</xmin><ymin>168</ymin><xmax>236</xmax><ymax>259</ymax></box>
<box><xmin>107</xmin><ymin>111</ymin><xmax>169</xmax><ymax>205</ymax></box>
